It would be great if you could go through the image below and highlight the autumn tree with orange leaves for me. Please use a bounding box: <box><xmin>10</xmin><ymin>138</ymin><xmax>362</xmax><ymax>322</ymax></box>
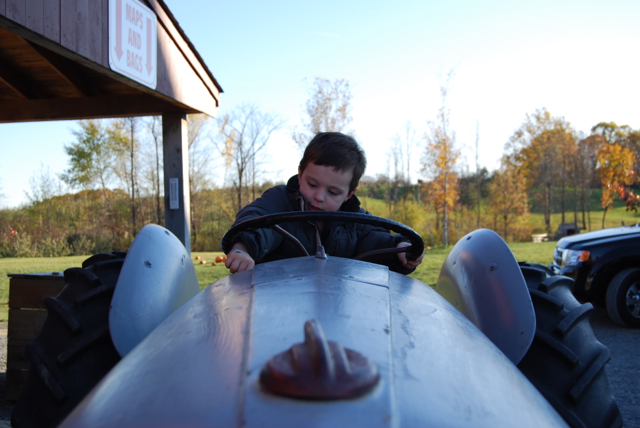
<box><xmin>421</xmin><ymin>76</ymin><xmax>459</xmax><ymax>246</ymax></box>
<box><xmin>573</xmin><ymin>135</ymin><xmax>602</xmax><ymax>230</ymax></box>
<box><xmin>507</xmin><ymin>109</ymin><xmax>577</xmax><ymax>234</ymax></box>
<box><xmin>596</xmin><ymin>142</ymin><xmax>638</xmax><ymax>228</ymax></box>
<box><xmin>488</xmin><ymin>156</ymin><xmax>531</xmax><ymax>241</ymax></box>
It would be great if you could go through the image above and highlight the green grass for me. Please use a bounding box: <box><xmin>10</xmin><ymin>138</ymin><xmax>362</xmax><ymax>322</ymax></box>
<box><xmin>406</xmin><ymin>241</ymin><xmax>556</xmax><ymax>287</ymax></box>
<box><xmin>509</xmin><ymin>241</ymin><xmax>557</xmax><ymax>265</ymax></box>
<box><xmin>0</xmin><ymin>255</ymin><xmax>90</xmax><ymax>322</ymax></box>
<box><xmin>529</xmin><ymin>204</ymin><xmax>640</xmax><ymax>234</ymax></box>
<box><xmin>407</xmin><ymin>246</ymin><xmax>450</xmax><ymax>286</ymax></box>
<box><xmin>0</xmin><ymin>252</ymin><xmax>229</xmax><ymax>323</ymax></box>
<box><xmin>190</xmin><ymin>252</ymin><xmax>232</xmax><ymax>289</ymax></box>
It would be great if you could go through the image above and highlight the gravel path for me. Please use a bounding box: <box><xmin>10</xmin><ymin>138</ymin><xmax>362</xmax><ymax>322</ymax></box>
<box><xmin>0</xmin><ymin>322</ymin><xmax>11</xmax><ymax>424</ymax></box>
<box><xmin>590</xmin><ymin>307</ymin><xmax>640</xmax><ymax>428</ymax></box>
<box><xmin>0</xmin><ymin>312</ymin><xmax>635</xmax><ymax>427</ymax></box>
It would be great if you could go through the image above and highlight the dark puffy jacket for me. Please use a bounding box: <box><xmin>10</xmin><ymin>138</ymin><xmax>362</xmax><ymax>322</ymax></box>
<box><xmin>222</xmin><ymin>175</ymin><xmax>414</xmax><ymax>274</ymax></box>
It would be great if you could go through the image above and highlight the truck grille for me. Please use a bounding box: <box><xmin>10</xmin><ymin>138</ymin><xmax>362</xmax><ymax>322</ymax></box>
<box><xmin>553</xmin><ymin>247</ymin><xmax>563</xmax><ymax>269</ymax></box>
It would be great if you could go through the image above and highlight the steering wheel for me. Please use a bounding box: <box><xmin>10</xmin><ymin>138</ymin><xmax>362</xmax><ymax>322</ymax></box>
<box><xmin>221</xmin><ymin>211</ymin><xmax>424</xmax><ymax>262</ymax></box>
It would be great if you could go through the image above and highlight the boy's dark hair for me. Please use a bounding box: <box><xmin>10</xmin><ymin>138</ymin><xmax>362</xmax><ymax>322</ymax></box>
<box><xmin>299</xmin><ymin>132</ymin><xmax>366</xmax><ymax>192</ymax></box>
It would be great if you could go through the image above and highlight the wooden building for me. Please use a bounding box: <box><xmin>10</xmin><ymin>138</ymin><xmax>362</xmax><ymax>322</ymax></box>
<box><xmin>0</xmin><ymin>0</ymin><xmax>223</xmax><ymax>249</ymax></box>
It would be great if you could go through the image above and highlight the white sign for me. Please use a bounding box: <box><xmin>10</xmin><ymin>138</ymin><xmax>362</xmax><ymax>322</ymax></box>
<box><xmin>109</xmin><ymin>0</ymin><xmax>157</xmax><ymax>89</ymax></box>
<box><xmin>169</xmin><ymin>178</ymin><xmax>179</xmax><ymax>209</ymax></box>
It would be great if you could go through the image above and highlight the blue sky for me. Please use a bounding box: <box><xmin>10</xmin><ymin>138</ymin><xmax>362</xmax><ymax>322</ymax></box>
<box><xmin>2</xmin><ymin>0</ymin><xmax>639</xmax><ymax>208</ymax></box>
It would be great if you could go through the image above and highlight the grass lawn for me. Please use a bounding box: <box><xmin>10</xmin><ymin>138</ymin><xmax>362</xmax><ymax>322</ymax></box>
<box><xmin>408</xmin><ymin>240</ymin><xmax>556</xmax><ymax>287</ymax></box>
<box><xmin>0</xmin><ymin>241</ymin><xmax>559</xmax><ymax>322</ymax></box>
<box><xmin>190</xmin><ymin>252</ymin><xmax>233</xmax><ymax>289</ymax></box>
<box><xmin>0</xmin><ymin>256</ymin><xmax>89</xmax><ymax>322</ymax></box>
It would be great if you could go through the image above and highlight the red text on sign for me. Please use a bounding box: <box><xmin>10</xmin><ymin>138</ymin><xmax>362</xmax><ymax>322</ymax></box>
<box><xmin>125</xmin><ymin>3</ymin><xmax>143</xmax><ymax>29</ymax></box>
<box><xmin>128</xmin><ymin>28</ymin><xmax>141</xmax><ymax>49</ymax></box>
<box><xmin>127</xmin><ymin>50</ymin><xmax>143</xmax><ymax>73</ymax></box>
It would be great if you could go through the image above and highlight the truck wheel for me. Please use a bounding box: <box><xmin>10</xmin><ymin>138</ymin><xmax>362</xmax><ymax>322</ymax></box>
<box><xmin>606</xmin><ymin>268</ymin><xmax>640</xmax><ymax>328</ymax></box>
<box><xmin>519</xmin><ymin>266</ymin><xmax>622</xmax><ymax>428</ymax></box>
<box><xmin>11</xmin><ymin>253</ymin><xmax>124</xmax><ymax>428</ymax></box>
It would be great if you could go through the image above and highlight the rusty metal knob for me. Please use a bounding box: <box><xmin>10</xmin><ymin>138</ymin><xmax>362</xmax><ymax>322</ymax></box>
<box><xmin>260</xmin><ymin>319</ymin><xmax>380</xmax><ymax>399</ymax></box>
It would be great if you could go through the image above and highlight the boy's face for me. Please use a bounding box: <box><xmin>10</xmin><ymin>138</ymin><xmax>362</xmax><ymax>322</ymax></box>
<box><xmin>298</xmin><ymin>162</ymin><xmax>355</xmax><ymax>211</ymax></box>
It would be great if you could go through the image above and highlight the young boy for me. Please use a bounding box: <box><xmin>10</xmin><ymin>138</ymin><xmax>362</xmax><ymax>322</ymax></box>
<box><xmin>222</xmin><ymin>132</ymin><xmax>424</xmax><ymax>274</ymax></box>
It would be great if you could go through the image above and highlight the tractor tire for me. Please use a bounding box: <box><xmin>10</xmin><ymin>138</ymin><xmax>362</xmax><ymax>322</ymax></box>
<box><xmin>11</xmin><ymin>253</ymin><xmax>125</xmax><ymax>428</ymax></box>
<box><xmin>518</xmin><ymin>264</ymin><xmax>622</xmax><ymax>428</ymax></box>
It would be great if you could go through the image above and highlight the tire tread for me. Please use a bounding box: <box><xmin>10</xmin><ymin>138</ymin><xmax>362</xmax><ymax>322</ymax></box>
<box><xmin>518</xmin><ymin>264</ymin><xmax>622</xmax><ymax>428</ymax></box>
<box><xmin>12</xmin><ymin>253</ymin><xmax>125</xmax><ymax>428</ymax></box>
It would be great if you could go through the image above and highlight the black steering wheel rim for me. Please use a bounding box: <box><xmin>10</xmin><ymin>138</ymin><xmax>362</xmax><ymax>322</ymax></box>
<box><xmin>221</xmin><ymin>211</ymin><xmax>424</xmax><ymax>261</ymax></box>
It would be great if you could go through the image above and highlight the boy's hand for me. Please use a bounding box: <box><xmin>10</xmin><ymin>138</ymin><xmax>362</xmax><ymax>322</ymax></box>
<box><xmin>396</xmin><ymin>242</ymin><xmax>424</xmax><ymax>270</ymax></box>
<box><xmin>225</xmin><ymin>242</ymin><xmax>255</xmax><ymax>273</ymax></box>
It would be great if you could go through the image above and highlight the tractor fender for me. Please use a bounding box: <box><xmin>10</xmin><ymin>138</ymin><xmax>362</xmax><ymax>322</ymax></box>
<box><xmin>436</xmin><ymin>228</ymin><xmax>536</xmax><ymax>364</ymax></box>
<box><xmin>109</xmin><ymin>224</ymin><xmax>200</xmax><ymax>356</ymax></box>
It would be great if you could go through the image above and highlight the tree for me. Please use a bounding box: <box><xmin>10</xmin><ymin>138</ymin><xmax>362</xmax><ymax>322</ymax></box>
<box><xmin>390</xmin><ymin>121</ymin><xmax>419</xmax><ymax>185</ymax></box>
<box><xmin>592</xmin><ymin>122</ymin><xmax>640</xmax><ymax>180</ymax></box>
<box><xmin>591</xmin><ymin>122</ymin><xmax>632</xmax><ymax>145</ymax></box>
<box><xmin>384</xmin><ymin>122</ymin><xmax>419</xmax><ymax>215</ymax></box>
<box><xmin>219</xmin><ymin>104</ymin><xmax>284</xmax><ymax>213</ymax></box>
<box><xmin>596</xmin><ymin>142</ymin><xmax>637</xmax><ymax>228</ymax></box>
<box><xmin>421</xmin><ymin>75</ymin><xmax>459</xmax><ymax>246</ymax></box>
<box><xmin>574</xmin><ymin>135</ymin><xmax>602</xmax><ymax>230</ymax></box>
<box><xmin>25</xmin><ymin>164</ymin><xmax>66</xmax><ymax>244</ymax></box>
<box><xmin>147</xmin><ymin>116</ymin><xmax>164</xmax><ymax>225</ymax></box>
<box><xmin>110</xmin><ymin>117</ymin><xmax>142</xmax><ymax>238</ymax></box>
<box><xmin>61</xmin><ymin>119</ymin><xmax>118</xmax><ymax>237</ymax></box>
<box><xmin>61</xmin><ymin>120</ymin><xmax>115</xmax><ymax>194</ymax></box>
<box><xmin>487</xmin><ymin>156</ymin><xmax>531</xmax><ymax>241</ymax></box>
<box><xmin>458</xmin><ymin>168</ymin><xmax>491</xmax><ymax>209</ymax></box>
<box><xmin>292</xmin><ymin>77</ymin><xmax>354</xmax><ymax>150</ymax></box>
<box><xmin>473</xmin><ymin>121</ymin><xmax>481</xmax><ymax>228</ymax></box>
<box><xmin>507</xmin><ymin>109</ymin><xmax>576</xmax><ymax>234</ymax></box>
<box><xmin>186</xmin><ymin>114</ymin><xmax>216</xmax><ymax>248</ymax></box>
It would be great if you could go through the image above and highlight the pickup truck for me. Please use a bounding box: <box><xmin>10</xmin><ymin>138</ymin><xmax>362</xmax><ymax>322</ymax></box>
<box><xmin>551</xmin><ymin>223</ymin><xmax>640</xmax><ymax>327</ymax></box>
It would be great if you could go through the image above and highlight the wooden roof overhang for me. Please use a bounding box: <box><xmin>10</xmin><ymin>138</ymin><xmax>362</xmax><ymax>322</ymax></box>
<box><xmin>0</xmin><ymin>0</ymin><xmax>222</xmax><ymax>123</ymax></box>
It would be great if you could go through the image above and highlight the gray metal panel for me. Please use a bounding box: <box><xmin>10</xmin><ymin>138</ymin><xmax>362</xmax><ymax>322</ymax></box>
<box><xmin>109</xmin><ymin>224</ymin><xmax>199</xmax><ymax>356</ymax></box>
<box><xmin>61</xmin><ymin>270</ymin><xmax>254</xmax><ymax>428</ymax></box>
<box><xmin>244</xmin><ymin>270</ymin><xmax>392</xmax><ymax>428</ymax></box>
<box><xmin>63</xmin><ymin>256</ymin><xmax>566</xmax><ymax>428</ymax></box>
<box><xmin>253</xmin><ymin>256</ymin><xmax>390</xmax><ymax>287</ymax></box>
<box><xmin>436</xmin><ymin>229</ymin><xmax>536</xmax><ymax>364</ymax></box>
<box><xmin>390</xmin><ymin>272</ymin><xmax>567</xmax><ymax>428</ymax></box>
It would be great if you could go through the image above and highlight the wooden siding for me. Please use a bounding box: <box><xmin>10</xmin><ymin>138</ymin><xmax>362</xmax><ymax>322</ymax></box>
<box><xmin>0</xmin><ymin>0</ymin><xmax>220</xmax><ymax>120</ymax></box>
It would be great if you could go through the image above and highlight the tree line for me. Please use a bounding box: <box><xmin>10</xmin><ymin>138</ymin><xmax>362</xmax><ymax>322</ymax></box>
<box><xmin>1</xmin><ymin>77</ymin><xmax>639</xmax><ymax>257</ymax></box>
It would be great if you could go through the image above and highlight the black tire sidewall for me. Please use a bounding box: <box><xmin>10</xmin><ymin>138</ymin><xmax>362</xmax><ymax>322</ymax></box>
<box><xmin>607</xmin><ymin>268</ymin><xmax>640</xmax><ymax>328</ymax></box>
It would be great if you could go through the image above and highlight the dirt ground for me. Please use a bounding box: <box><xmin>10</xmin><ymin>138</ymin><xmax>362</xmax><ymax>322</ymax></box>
<box><xmin>0</xmin><ymin>322</ymin><xmax>12</xmax><ymax>426</ymax></box>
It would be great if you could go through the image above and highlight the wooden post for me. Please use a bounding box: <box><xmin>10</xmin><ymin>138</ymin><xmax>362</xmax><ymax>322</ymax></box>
<box><xmin>162</xmin><ymin>112</ymin><xmax>191</xmax><ymax>252</ymax></box>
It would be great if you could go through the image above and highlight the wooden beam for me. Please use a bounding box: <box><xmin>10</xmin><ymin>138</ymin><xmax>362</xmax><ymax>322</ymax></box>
<box><xmin>28</xmin><ymin>41</ymin><xmax>95</xmax><ymax>96</ymax></box>
<box><xmin>0</xmin><ymin>60</ymin><xmax>38</xmax><ymax>99</ymax></box>
<box><xmin>162</xmin><ymin>112</ymin><xmax>191</xmax><ymax>251</ymax></box>
<box><xmin>0</xmin><ymin>94</ymin><xmax>198</xmax><ymax>123</ymax></box>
